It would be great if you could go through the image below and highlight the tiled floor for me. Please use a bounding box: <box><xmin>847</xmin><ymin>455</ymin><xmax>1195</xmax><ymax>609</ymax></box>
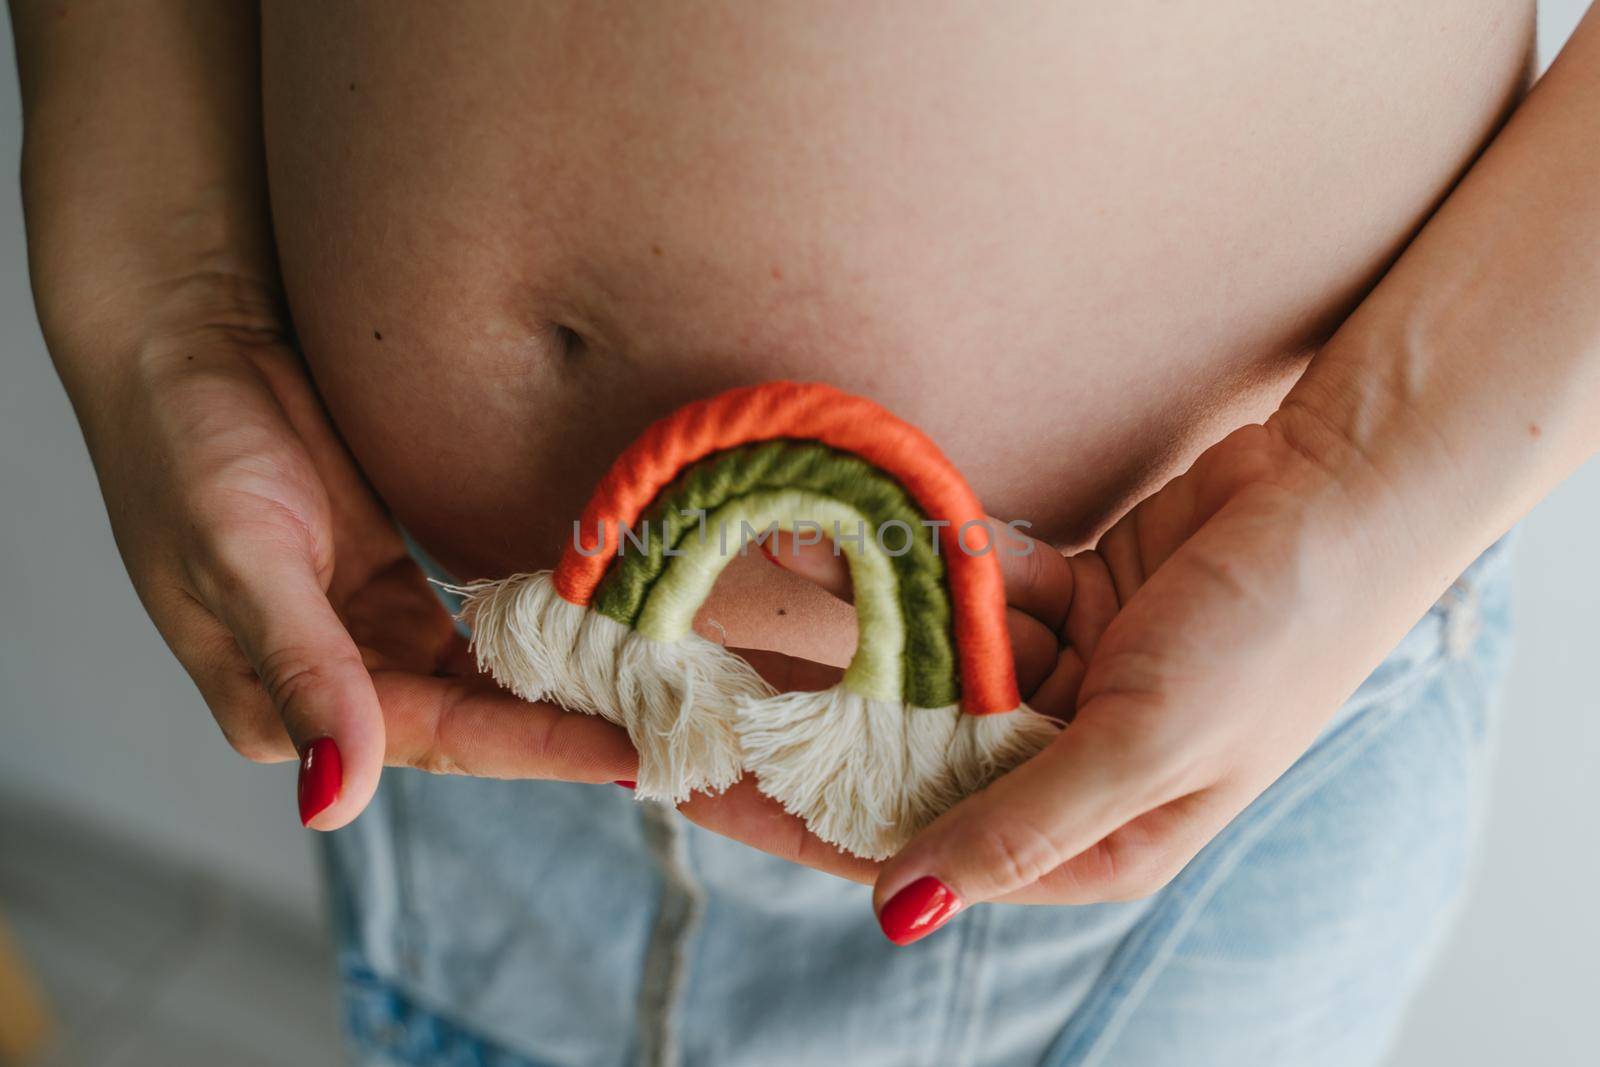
<box><xmin>0</xmin><ymin>804</ymin><xmax>344</xmax><ymax>1067</ymax></box>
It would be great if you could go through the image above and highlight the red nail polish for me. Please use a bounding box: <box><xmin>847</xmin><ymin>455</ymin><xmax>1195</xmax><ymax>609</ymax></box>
<box><xmin>878</xmin><ymin>876</ymin><xmax>963</xmax><ymax>946</ymax></box>
<box><xmin>298</xmin><ymin>737</ymin><xmax>343</xmax><ymax>826</ymax></box>
<box><xmin>614</xmin><ymin>780</ymin><xmax>637</xmax><ymax>789</ymax></box>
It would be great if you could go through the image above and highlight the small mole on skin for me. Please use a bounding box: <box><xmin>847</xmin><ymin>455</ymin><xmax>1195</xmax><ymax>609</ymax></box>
<box><xmin>373</xmin><ymin>330</ymin><xmax>383</xmax><ymax>341</ymax></box>
<box><xmin>1529</xmin><ymin>423</ymin><xmax>1542</xmax><ymax>438</ymax></box>
<box><xmin>776</xmin><ymin>608</ymin><xmax>787</xmax><ymax>616</ymax></box>
<box><xmin>651</xmin><ymin>243</ymin><xmax>663</xmax><ymax>256</ymax></box>
<box><xmin>348</xmin><ymin>82</ymin><xmax>356</xmax><ymax>91</ymax></box>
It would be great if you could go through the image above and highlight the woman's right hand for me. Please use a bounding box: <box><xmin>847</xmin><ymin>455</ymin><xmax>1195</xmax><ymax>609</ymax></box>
<box><xmin>65</xmin><ymin>277</ymin><xmax>637</xmax><ymax>829</ymax></box>
<box><xmin>13</xmin><ymin>2</ymin><xmax>633</xmax><ymax>827</ymax></box>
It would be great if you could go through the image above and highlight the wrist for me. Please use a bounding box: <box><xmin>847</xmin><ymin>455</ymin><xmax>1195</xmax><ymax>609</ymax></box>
<box><xmin>42</xmin><ymin>266</ymin><xmax>286</xmax><ymax>384</ymax></box>
<box><xmin>42</xmin><ymin>269</ymin><xmax>291</xmax><ymax>460</ymax></box>
<box><xmin>1269</xmin><ymin>328</ymin><xmax>1533</xmax><ymax>596</ymax></box>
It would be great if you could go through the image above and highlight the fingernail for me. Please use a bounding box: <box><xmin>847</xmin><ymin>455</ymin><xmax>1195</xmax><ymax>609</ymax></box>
<box><xmin>878</xmin><ymin>876</ymin><xmax>963</xmax><ymax>946</ymax></box>
<box><xmin>614</xmin><ymin>780</ymin><xmax>636</xmax><ymax>789</ymax></box>
<box><xmin>298</xmin><ymin>737</ymin><xmax>343</xmax><ymax>827</ymax></box>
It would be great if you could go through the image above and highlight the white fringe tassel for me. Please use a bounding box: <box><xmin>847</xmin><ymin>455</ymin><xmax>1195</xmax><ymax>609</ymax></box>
<box><xmin>450</xmin><ymin>571</ymin><xmax>1063</xmax><ymax>857</ymax></box>
<box><xmin>447</xmin><ymin>571</ymin><xmax>775</xmax><ymax>803</ymax></box>
<box><xmin>613</xmin><ymin>627</ymin><xmax>773</xmax><ymax>801</ymax></box>
<box><xmin>735</xmin><ymin>690</ymin><xmax>1062</xmax><ymax>860</ymax></box>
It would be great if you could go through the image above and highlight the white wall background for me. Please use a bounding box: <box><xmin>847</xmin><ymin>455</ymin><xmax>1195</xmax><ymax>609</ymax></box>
<box><xmin>1</xmin><ymin>4</ymin><xmax>1595</xmax><ymax>1063</ymax></box>
<box><xmin>0</xmin><ymin>15</ymin><xmax>317</xmax><ymax>921</ymax></box>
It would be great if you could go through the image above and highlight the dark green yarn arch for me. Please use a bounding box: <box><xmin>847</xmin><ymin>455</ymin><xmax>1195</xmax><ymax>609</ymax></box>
<box><xmin>591</xmin><ymin>440</ymin><xmax>960</xmax><ymax>708</ymax></box>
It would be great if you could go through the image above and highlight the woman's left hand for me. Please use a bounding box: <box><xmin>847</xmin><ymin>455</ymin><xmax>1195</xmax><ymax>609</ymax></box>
<box><xmin>861</xmin><ymin>409</ymin><xmax>1449</xmax><ymax>929</ymax></box>
<box><xmin>682</xmin><ymin>403</ymin><xmax>1465</xmax><ymax>939</ymax></box>
<box><xmin>684</xmin><ymin>0</ymin><xmax>1600</xmax><ymax>935</ymax></box>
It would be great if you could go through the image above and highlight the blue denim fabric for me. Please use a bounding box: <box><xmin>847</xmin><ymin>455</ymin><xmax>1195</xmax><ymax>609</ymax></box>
<box><xmin>325</xmin><ymin>537</ymin><xmax>1515</xmax><ymax>1067</ymax></box>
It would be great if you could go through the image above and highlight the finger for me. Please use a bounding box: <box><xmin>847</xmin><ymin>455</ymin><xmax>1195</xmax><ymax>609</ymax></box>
<box><xmin>1087</xmin><ymin>446</ymin><xmax>1259</xmax><ymax>607</ymax></box>
<box><xmin>989</xmin><ymin>523</ymin><xmax>1074</xmax><ymax>632</ymax></box>
<box><xmin>995</xmin><ymin>785</ymin><xmax>1244</xmax><ymax>905</ymax></box>
<box><xmin>165</xmin><ymin>565</ymin><xmax>635</xmax><ymax>786</ymax></box>
<box><xmin>733</xmin><ymin>646</ymin><xmax>846</xmax><ymax>692</ymax></box>
<box><xmin>373</xmin><ymin>671</ymin><xmax>638</xmax><ymax>781</ymax></box>
<box><xmin>871</xmin><ymin>706</ymin><xmax>1199</xmax><ymax>943</ymax></box>
<box><xmin>1061</xmin><ymin>551</ymin><xmax>1121</xmax><ymax>661</ymax></box>
<box><xmin>176</xmin><ymin>625</ymin><xmax>636</xmax><ymax>783</ymax></box>
<box><xmin>1008</xmin><ymin>610</ymin><xmax>1062</xmax><ymax>700</ymax></box>
<box><xmin>164</xmin><ymin>604</ymin><xmax>299</xmax><ymax>764</ymax></box>
<box><xmin>194</xmin><ymin>542</ymin><xmax>387</xmax><ymax>831</ymax></box>
<box><xmin>677</xmin><ymin>776</ymin><xmax>881</xmax><ymax>884</ymax></box>
<box><xmin>1024</xmin><ymin>643</ymin><xmax>1086</xmax><ymax>721</ymax></box>
<box><xmin>341</xmin><ymin>555</ymin><xmax>460</xmax><ymax>672</ymax></box>
<box><xmin>760</xmin><ymin>530</ymin><xmax>853</xmax><ymax>601</ymax></box>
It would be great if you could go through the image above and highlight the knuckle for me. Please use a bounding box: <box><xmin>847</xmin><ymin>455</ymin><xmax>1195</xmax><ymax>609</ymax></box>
<box><xmin>409</xmin><ymin>742</ymin><xmax>467</xmax><ymax>777</ymax></box>
<box><xmin>256</xmin><ymin>646</ymin><xmax>321</xmax><ymax>705</ymax></box>
<box><xmin>254</xmin><ymin>646</ymin><xmax>355</xmax><ymax>723</ymax></box>
<box><xmin>1017</xmin><ymin>533</ymin><xmax>1046</xmax><ymax>587</ymax></box>
<box><xmin>182</xmin><ymin>524</ymin><xmax>253</xmax><ymax>602</ymax></box>
<box><xmin>406</xmin><ymin>687</ymin><xmax>471</xmax><ymax>777</ymax></box>
<box><xmin>966</xmin><ymin>816</ymin><xmax>1064</xmax><ymax>890</ymax></box>
<box><xmin>408</xmin><ymin>749</ymin><xmax>463</xmax><ymax>776</ymax></box>
<box><xmin>179</xmin><ymin>500</ymin><xmax>324</xmax><ymax>606</ymax></box>
<box><xmin>186</xmin><ymin>525</ymin><xmax>262</xmax><ymax>590</ymax></box>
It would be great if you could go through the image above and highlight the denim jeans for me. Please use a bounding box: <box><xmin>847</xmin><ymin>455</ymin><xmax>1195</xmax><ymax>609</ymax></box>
<box><xmin>325</xmin><ymin>537</ymin><xmax>1514</xmax><ymax>1067</ymax></box>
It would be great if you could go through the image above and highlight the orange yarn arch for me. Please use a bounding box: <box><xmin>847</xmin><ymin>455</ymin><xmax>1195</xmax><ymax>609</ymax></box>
<box><xmin>553</xmin><ymin>381</ymin><xmax>1021</xmax><ymax>715</ymax></box>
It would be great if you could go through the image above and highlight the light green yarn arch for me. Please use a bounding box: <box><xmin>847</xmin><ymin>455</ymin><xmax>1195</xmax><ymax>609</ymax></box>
<box><xmin>633</xmin><ymin>490</ymin><xmax>904</xmax><ymax>703</ymax></box>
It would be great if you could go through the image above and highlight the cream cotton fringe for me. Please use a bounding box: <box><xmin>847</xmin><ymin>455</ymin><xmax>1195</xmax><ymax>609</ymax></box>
<box><xmin>448</xmin><ymin>571</ymin><xmax>1061</xmax><ymax>858</ymax></box>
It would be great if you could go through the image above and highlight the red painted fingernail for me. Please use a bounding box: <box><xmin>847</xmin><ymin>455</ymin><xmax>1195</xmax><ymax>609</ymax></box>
<box><xmin>878</xmin><ymin>876</ymin><xmax>963</xmax><ymax>946</ymax></box>
<box><xmin>298</xmin><ymin>737</ymin><xmax>343</xmax><ymax>827</ymax></box>
<box><xmin>614</xmin><ymin>780</ymin><xmax>636</xmax><ymax>789</ymax></box>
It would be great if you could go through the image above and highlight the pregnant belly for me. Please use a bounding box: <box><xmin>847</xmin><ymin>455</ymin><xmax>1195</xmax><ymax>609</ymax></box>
<box><xmin>262</xmin><ymin>0</ymin><xmax>1531</xmax><ymax>587</ymax></box>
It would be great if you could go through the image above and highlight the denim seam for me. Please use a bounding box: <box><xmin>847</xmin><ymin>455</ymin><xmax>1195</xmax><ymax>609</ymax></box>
<box><xmin>1042</xmin><ymin>653</ymin><xmax>1448</xmax><ymax>1067</ymax></box>
<box><xmin>635</xmin><ymin>802</ymin><xmax>704</xmax><ymax>1067</ymax></box>
<box><xmin>390</xmin><ymin>773</ymin><xmax>425</xmax><ymax>982</ymax></box>
<box><xmin>943</xmin><ymin>894</ymin><xmax>997</xmax><ymax>1067</ymax></box>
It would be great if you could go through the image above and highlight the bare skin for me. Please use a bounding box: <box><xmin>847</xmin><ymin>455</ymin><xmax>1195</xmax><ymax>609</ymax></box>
<box><xmin>15</xmin><ymin>0</ymin><xmax>1600</xmax><ymax>934</ymax></box>
<box><xmin>262</xmin><ymin>0</ymin><xmax>1533</xmax><ymax>585</ymax></box>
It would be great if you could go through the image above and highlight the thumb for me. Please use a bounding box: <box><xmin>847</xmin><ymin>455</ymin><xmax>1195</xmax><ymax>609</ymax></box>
<box><xmin>869</xmin><ymin>713</ymin><xmax>1171</xmax><ymax>944</ymax></box>
<box><xmin>202</xmin><ymin>542</ymin><xmax>385</xmax><ymax>830</ymax></box>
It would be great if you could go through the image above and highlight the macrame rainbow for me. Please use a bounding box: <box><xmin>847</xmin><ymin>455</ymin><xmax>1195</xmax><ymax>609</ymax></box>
<box><xmin>452</xmin><ymin>381</ymin><xmax>1061</xmax><ymax>859</ymax></box>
